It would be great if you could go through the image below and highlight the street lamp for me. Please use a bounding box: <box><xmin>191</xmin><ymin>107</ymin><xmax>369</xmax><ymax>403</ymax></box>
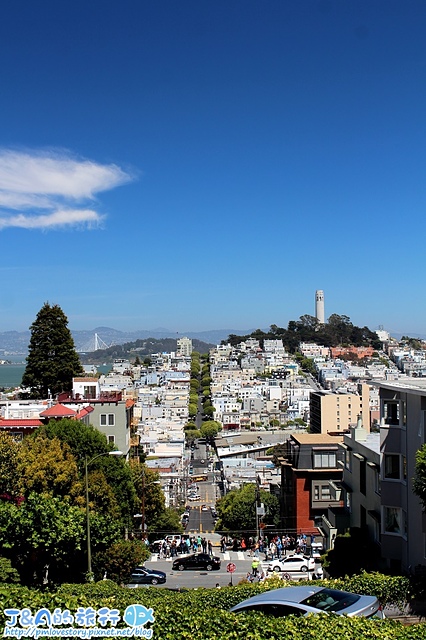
<box><xmin>85</xmin><ymin>450</ymin><xmax>123</xmax><ymax>579</ymax></box>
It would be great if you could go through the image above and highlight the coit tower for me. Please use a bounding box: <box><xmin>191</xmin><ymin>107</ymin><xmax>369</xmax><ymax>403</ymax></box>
<box><xmin>315</xmin><ymin>290</ymin><xmax>325</xmax><ymax>324</ymax></box>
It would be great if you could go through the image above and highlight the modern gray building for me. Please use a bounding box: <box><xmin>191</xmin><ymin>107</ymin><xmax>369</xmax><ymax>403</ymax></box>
<box><xmin>374</xmin><ymin>378</ymin><xmax>426</xmax><ymax>574</ymax></box>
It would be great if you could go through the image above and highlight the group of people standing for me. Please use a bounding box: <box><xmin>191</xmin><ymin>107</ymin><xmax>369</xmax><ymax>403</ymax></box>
<box><xmin>220</xmin><ymin>532</ymin><xmax>317</xmax><ymax>561</ymax></box>
<box><xmin>158</xmin><ymin>535</ymin><xmax>213</xmax><ymax>558</ymax></box>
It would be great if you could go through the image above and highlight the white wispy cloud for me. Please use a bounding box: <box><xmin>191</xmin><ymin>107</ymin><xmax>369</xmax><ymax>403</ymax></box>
<box><xmin>0</xmin><ymin>149</ymin><xmax>132</xmax><ymax>230</ymax></box>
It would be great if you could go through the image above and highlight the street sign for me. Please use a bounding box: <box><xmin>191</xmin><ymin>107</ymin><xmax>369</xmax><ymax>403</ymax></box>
<box><xmin>226</xmin><ymin>562</ymin><xmax>236</xmax><ymax>573</ymax></box>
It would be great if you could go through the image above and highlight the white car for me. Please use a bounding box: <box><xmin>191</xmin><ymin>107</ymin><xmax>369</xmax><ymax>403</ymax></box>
<box><xmin>267</xmin><ymin>554</ymin><xmax>316</xmax><ymax>574</ymax></box>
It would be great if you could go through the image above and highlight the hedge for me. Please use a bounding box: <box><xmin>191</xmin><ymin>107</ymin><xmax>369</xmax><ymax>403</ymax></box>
<box><xmin>0</xmin><ymin>572</ymin><xmax>423</xmax><ymax>640</ymax></box>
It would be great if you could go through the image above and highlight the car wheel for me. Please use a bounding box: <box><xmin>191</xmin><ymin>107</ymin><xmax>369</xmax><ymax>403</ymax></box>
<box><xmin>273</xmin><ymin>566</ymin><xmax>281</xmax><ymax>572</ymax></box>
<box><xmin>301</xmin><ymin>566</ymin><xmax>308</xmax><ymax>572</ymax></box>
<box><xmin>178</xmin><ymin>564</ymin><xmax>185</xmax><ymax>571</ymax></box>
<box><xmin>206</xmin><ymin>564</ymin><xmax>212</xmax><ymax>571</ymax></box>
<box><xmin>150</xmin><ymin>577</ymin><xmax>159</xmax><ymax>585</ymax></box>
<box><xmin>283</xmin><ymin>573</ymin><xmax>291</xmax><ymax>580</ymax></box>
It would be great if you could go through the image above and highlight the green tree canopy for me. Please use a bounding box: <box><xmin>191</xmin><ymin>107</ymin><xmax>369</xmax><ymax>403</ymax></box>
<box><xmin>215</xmin><ymin>483</ymin><xmax>279</xmax><ymax>532</ymax></box>
<box><xmin>185</xmin><ymin>429</ymin><xmax>201</xmax><ymax>443</ymax></box>
<box><xmin>413</xmin><ymin>443</ymin><xmax>426</xmax><ymax>511</ymax></box>
<box><xmin>130</xmin><ymin>463</ymin><xmax>165</xmax><ymax>527</ymax></box>
<box><xmin>0</xmin><ymin>433</ymin><xmax>20</xmax><ymax>497</ymax></box>
<box><xmin>188</xmin><ymin>403</ymin><xmax>198</xmax><ymax>417</ymax></box>
<box><xmin>22</xmin><ymin>302</ymin><xmax>84</xmax><ymax>398</ymax></box>
<box><xmin>0</xmin><ymin>492</ymin><xmax>119</xmax><ymax>585</ymax></box>
<box><xmin>93</xmin><ymin>539</ymin><xmax>149</xmax><ymax>584</ymax></box>
<box><xmin>35</xmin><ymin>419</ymin><xmax>138</xmax><ymax>523</ymax></box>
<box><xmin>200</xmin><ymin>420</ymin><xmax>222</xmax><ymax>440</ymax></box>
<box><xmin>150</xmin><ymin>507</ymin><xmax>183</xmax><ymax>534</ymax></box>
<box><xmin>17</xmin><ymin>434</ymin><xmax>80</xmax><ymax>499</ymax></box>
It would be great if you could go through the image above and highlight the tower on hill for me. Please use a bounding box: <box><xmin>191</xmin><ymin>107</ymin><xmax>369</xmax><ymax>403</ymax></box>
<box><xmin>315</xmin><ymin>290</ymin><xmax>325</xmax><ymax>324</ymax></box>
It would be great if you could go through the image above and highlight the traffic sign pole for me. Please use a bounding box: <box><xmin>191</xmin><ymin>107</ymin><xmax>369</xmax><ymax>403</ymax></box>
<box><xmin>226</xmin><ymin>562</ymin><xmax>236</xmax><ymax>586</ymax></box>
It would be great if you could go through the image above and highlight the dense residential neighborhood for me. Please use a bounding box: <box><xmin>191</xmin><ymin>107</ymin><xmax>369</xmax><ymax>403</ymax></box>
<box><xmin>1</xmin><ymin>316</ymin><xmax>426</xmax><ymax>588</ymax></box>
<box><xmin>0</xmin><ymin>300</ymin><xmax>425</xmax><ymax>640</ymax></box>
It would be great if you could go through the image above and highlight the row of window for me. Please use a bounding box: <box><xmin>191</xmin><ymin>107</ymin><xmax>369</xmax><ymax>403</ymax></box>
<box><xmin>344</xmin><ymin>451</ymin><xmax>406</xmax><ymax>482</ymax></box>
<box><xmin>100</xmin><ymin>413</ymin><xmax>115</xmax><ymax>427</ymax></box>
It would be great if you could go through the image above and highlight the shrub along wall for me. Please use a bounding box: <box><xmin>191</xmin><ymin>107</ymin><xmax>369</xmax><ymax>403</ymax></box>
<box><xmin>0</xmin><ymin>574</ymin><xmax>422</xmax><ymax>640</ymax></box>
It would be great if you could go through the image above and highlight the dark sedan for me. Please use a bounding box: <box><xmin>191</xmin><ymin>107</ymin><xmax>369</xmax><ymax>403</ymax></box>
<box><xmin>172</xmin><ymin>553</ymin><xmax>221</xmax><ymax>571</ymax></box>
<box><xmin>126</xmin><ymin>566</ymin><xmax>167</xmax><ymax>586</ymax></box>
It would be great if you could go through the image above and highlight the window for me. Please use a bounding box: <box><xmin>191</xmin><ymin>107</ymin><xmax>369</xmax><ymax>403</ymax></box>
<box><xmin>108</xmin><ymin>435</ymin><xmax>115</xmax><ymax>444</ymax></box>
<box><xmin>360</xmin><ymin>460</ymin><xmax>366</xmax><ymax>495</ymax></box>
<box><xmin>374</xmin><ymin>469</ymin><xmax>381</xmax><ymax>495</ymax></box>
<box><xmin>345</xmin><ymin>450</ymin><xmax>351</xmax><ymax>471</ymax></box>
<box><xmin>383</xmin><ymin>506</ymin><xmax>405</xmax><ymax>535</ymax></box>
<box><xmin>321</xmin><ymin>485</ymin><xmax>331</xmax><ymax>500</ymax></box>
<box><xmin>83</xmin><ymin>385</ymin><xmax>97</xmax><ymax>399</ymax></box>
<box><xmin>100</xmin><ymin>413</ymin><xmax>115</xmax><ymax>427</ymax></box>
<box><xmin>383</xmin><ymin>401</ymin><xmax>399</xmax><ymax>426</ymax></box>
<box><xmin>384</xmin><ymin>454</ymin><xmax>400</xmax><ymax>480</ymax></box>
<box><xmin>313</xmin><ymin>452</ymin><xmax>337</xmax><ymax>468</ymax></box>
<box><xmin>345</xmin><ymin>492</ymin><xmax>351</xmax><ymax>512</ymax></box>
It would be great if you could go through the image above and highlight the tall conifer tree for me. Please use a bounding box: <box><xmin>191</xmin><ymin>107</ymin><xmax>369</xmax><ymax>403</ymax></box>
<box><xmin>22</xmin><ymin>302</ymin><xmax>84</xmax><ymax>398</ymax></box>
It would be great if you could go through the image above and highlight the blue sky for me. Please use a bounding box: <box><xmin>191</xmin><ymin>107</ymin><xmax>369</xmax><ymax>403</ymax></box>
<box><xmin>1</xmin><ymin>1</ymin><xmax>426</xmax><ymax>336</ymax></box>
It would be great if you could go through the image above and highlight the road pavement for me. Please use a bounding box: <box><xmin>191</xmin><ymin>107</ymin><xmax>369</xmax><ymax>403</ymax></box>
<box><xmin>144</xmin><ymin>549</ymin><xmax>322</xmax><ymax>589</ymax></box>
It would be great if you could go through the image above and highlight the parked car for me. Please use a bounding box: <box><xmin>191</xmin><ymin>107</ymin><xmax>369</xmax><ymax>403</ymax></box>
<box><xmin>267</xmin><ymin>554</ymin><xmax>315</xmax><ymax>574</ymax></box>
<box><xmin>172</xmin><ymin>553</ymin><xmax>221</xmax><ymax>571</ymax></box>
<box><xmin>230</xmin><ymin>586</ymin><xmax>385</xmax><ymax>618</ymax></box>
<box><xmin>126</xmin><ymin>567</ymin><xmax>167</xmax><ymax>587</ymax></box>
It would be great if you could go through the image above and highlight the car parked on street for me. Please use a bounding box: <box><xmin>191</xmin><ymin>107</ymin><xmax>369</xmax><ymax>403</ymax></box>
<box><xmin>126</xmin><ymin>566</ymin><xmax>167</xmax><ymax>586</ymax></box>
<box><xmin>172</xmin><ymin>553</ymin><xmax>221</xmax><ymax>571</ymax></box>
<box><xmin>267</xmin><ymin>554</ymin><xmax>315</xmax><ymax>573</ymax></box>
<box><xmin>230</xmin><ymin>586</ymin><xmax>385</xmax><ymax>618</ymax></box>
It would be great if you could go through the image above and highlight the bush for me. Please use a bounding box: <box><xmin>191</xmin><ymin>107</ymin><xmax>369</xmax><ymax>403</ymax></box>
<box><xmin>0</xmin><ymin>557</ymin><xmax>20</xmax><ymax>583</ymax></box>
<box><xmin>0</xmin><ymin>573</ymin><xmax>421</xmax><ymax>640</ymax></box>
<box><xmin>92</xmin><ymin>540</ymin><xmax>149</xmax><ymax>583</ymax></box>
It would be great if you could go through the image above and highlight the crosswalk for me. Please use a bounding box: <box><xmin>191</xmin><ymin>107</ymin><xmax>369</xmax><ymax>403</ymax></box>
<box><xmin>150</xmin><ymin>550</ymin><xmax>264</xmax><ymax>564</ymax></box>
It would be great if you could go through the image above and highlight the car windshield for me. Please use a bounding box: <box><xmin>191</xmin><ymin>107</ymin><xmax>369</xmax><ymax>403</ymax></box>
<box><xmin>301</xmin><ymin>589</ymin><xmax>360</xmax><ymax>612</ymax></box>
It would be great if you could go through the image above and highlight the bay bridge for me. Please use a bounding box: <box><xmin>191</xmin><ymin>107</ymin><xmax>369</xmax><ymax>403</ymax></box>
<box><xmin>77</xmin><ymin>333</ymin><xmax>112</xmax><ymax>353</ymax></box>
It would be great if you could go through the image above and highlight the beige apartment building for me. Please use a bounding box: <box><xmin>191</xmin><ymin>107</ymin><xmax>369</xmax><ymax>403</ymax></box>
<box><xmin>310</xmin><ymin>383</ymin><xmax>370</xmax><ymax>434</ymax></box>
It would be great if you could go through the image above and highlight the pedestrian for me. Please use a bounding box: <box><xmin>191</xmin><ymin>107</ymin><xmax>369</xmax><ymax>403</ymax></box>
<box><xmin>220</xmin><ymin>536</ymin><xmax>226</xmax><ymax>553</ymax></box>
<box><xmin>251</xmin><ymin>558</ymin><xmax>260</xmax><ymax>577</ymax></box>
<box><xmin>197</xmin><ymin>534</ymin><xmax>202</xmax><ymax>551</ymax></box>
<box><xmin>208</xmin><ymin>539</ymin><xmax>213</xmax><ymax>555</ymax></box>
<box><xmin>202</xmin><ymin>537</ymin><xmax>207</xmax><ymax>553</ymax></box>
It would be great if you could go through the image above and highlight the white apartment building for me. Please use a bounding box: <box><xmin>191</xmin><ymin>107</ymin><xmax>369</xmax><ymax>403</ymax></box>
<box><xmin>176</xmin><ymin>336</ymin><xmax>193</xmax><ymax>357</ymax></box>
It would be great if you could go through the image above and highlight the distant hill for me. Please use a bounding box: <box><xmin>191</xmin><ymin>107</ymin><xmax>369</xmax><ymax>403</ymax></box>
<box><xmin>79</xmin><ymin>337</ymin><xmax>216</xmax><ymax>364</ymax></box>
<box><xmin>0</xmin><ymin>327</ymin><xmax>253</xmax><ymax>355</ymax></box>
